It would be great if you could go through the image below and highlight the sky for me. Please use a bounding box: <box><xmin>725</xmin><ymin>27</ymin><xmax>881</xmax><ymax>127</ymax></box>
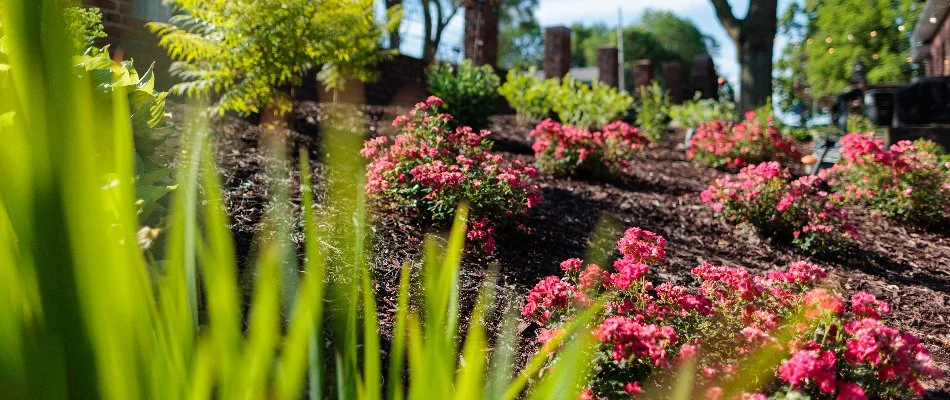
<box><xmin>397</xmin><ymin>0</ymin><xmax>800</xmax><ymax>89</ymax></box>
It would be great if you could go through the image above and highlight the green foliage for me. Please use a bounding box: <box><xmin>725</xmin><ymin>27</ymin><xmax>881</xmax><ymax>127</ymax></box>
<box><xmin>426</xmin><ymin>60</ymin><xmax>500</xmax><ymax>129</ymax></box>
<box><xmin>64</xmin><ymin>6</ymin><xmax>106</xmax><ymax>52</ymax></box>
<box><xmin>1</xmin><ymin>4</ymin><xmax>602</xmax><ymax>399</ymax></box>
<box><xmin>497</xmin><ymin>69</ymin><xmax>556</xmax><ymax>125</ymax></box>
<box><xmin>779</xmin><ymin>0</ymin><xmax>921</xmax><ymax>102</ymax></box>
<box><xmin>550</xmin><ymin>75</ymin><xmax>634</xmax><ymax>130</ymax></box>
<box><xmin>149</xmin><ymin>0</ymin><xmax>398</xmax><ymax>116</ymax></box>
<box><xmin>846</xmin><ymin>114</ymin><xmax>876</xmax><ymax>134</ymax></box>
<box><xmin>634</xmin><ymin>82</ymin><xmax>672</xmax><ymax>142</ymax></box>
<box><xmin>498</xmin><ymin>0</ymin><xmax>542</xmax><ymax>70</ymax></box>
<box><xmin>669</xmin><ymin>93</ymin><xmax>736</xmax><ymax>131</ymax></box>
<box><xmin>74</xmin><ymin>48</ymin><xmax>173</xmax><ymax>228</ymax></box>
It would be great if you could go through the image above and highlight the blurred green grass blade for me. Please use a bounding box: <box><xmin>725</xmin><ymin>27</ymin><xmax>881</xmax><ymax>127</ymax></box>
<box><xmin>486</xmin><ymin>299</ymin><xmax>520</xmax><ymax>399</ymax></box>
<box><xmin>387</xmin><ymin>262</ymin><xmax>411</xmax><ymax>400</ymax></box>
<box><xmin>451</xmin><ymin>273</ymin><xmax>496</xmax><ymax>400</ymax></box>
<box><xmin>361</xmin><ymin>250</ymin><xmax>382</xmax><ymax>400</ymax></box>
<box><xmin>717</xmin><ymin>306</ymin><xmax>810</xmax><ymax>397</ymax></box>
<box><xmin>669</xmin><ymin>355</ymin><xmax>698</xmax><ymax>400</ymax></box>
<box><xmin>197</xmin><ymin>144</ymin><xmax>241</xmax><ymax>396</ymax></box>
<box><xmin>502</xmin><ymin>299</ymin><xmax>604</xmax><ymax>400</ymax></box>
<box><xmin>238</xmin><ymin>244</ymin><xmax>282</xmax><ymax>398</ymax></box>
<box><xmin>297</xmin><ymin>148</ymin><xmax>327</xmax><ymax>400</ymax></box>
<box><xmin>2</xmin><ymin>2</ymin><xmax>104</xmax><ymax>397</ymax></box>
<box><xmin>526</xmin><ymin>329</ymin><xmax>597</xmax><ymax>400</ymax></box>
<box><xmin>441</xmin><ymin>204</ymin><xmax>468</xmax><ymax>346</ymax></box>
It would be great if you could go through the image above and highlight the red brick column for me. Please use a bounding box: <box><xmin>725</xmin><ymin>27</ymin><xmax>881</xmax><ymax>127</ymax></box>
<box><xmin>662</xmin><ymin>62</ymin><xmax>684</xmax><ymax>103</ymax></box>
<box><xmin>543</xmin><ymin>26</ymin><xmax>571</xmax><ymax>78</ymax></box>
<box><xmin>633</xmin><ymin>59</ymin><xmax>653</xmax><ymax>90</ymax></box>
<box><xmin>597</xmin><ymin>46</ymin><xmax>619</xmax><ymax>88</ymax></box>
<box><xmin>463</xmin><ymin>3</ymin><xmax>500</xmax><ymax>66</ymax></box>
<box><xmin>690</xmin><ymin>54</ymin><xmax>718</xmax><ymax>100</ymax></box>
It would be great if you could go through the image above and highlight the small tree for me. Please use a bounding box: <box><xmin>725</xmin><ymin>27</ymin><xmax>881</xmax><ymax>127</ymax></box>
<box><xmin>149</xmin><ymin>0</ymin><xmax>398</xmax><ymax>131</ymax></box>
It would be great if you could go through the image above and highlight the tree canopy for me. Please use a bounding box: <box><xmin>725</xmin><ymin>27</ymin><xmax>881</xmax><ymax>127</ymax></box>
<box><xmin>776</xmin><ymin>0</ymin><xmax>922</xmax><ymax>114</ymax></box>
<box><xmin>568</xmin><ymin>10</ymin><xmax>716</xmax><ymax>89</ymax></box>
<box><xmin>149</xmin><ymin>0</ymin><xmax>397</xmax><ymax>117</ymax></box>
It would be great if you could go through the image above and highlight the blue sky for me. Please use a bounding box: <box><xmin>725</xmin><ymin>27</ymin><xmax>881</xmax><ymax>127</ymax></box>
<box><xmin>397</xmin><ymin>0</ymin><xmax>800</xmax><ymax>89</ymax></box>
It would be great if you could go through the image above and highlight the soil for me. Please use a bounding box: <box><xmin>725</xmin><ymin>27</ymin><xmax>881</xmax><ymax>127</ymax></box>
<box><xmin>172</xmin><ymin>100</ymin><xmax>950</xmax><ymax>397</ymax></box>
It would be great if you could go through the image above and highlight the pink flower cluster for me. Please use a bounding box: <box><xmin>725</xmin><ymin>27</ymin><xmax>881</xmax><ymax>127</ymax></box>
<box><xmin>530</xmin><ymin>119</ymin><xmax>649</xmax><ymax>177</ymax></box>
<box><xmin>701</xmin><ymin>161</ymin><xmax>857</xmax><ymax>254</ymax></box>
<box><xmin>594</xmin><ymin>316</ymin><xmax>678</xmax><ymax>365</ymax></box>
<box><xmin>523</xmin><ymin>228</ymin><xmax>940</xmax><ymax>400</ymax></box>
<box><xmin>823</xmin><ymin>133</ymin><xmax>950</xmax><ymax>226</ymax></box>
<box><xmin>687</xmin><ymin>112</ymin><xmax>799</xmax><ymax>171</ymax></box>
<box><xmin>362</xmin><ymin>97</ymin><xmax>543</xmax><ymax>253</ymax></box>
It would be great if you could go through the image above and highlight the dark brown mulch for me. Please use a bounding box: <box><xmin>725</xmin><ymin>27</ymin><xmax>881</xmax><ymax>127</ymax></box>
<box><xmin>178</xmin><ymin>101</ymin><xmax>950</xmax><ymax>396</ymax></box>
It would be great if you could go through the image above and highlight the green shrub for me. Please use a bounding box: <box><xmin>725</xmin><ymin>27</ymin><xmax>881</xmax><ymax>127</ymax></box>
<box><xmin>668</xmin><ymin>93</ymin><xmax>736</xmax><ymax>131</ymax></box>
<box><xmin>75</xmin><ymin>49</ymin><xmax>173</xmax><ymax>228</ymax></box>
<box><xmin>550</xmin><ymin>75</ymin><xmax>634</xmax><ymax>130</ymax></box>
<box><xmin>497</xmin><ymin>68</ymin><xmax>557</xmax><ymax>125</ymax></box>
<box><xmin>63</xmin><ymin>6</ymin><xmax>106</xmax><ymax>52</ymax></box>
<box><xmin>634</xmin><ymin>82</ymin><xmax>671</xmax><ymax>142</ymax></box>
<box><xmin>529</xmin><ymin>119</ymin><xmax>649</xmax><ymax>177</ymax></box>
<box><xmin>426</xmin><ymin>60</ymin><xmax>500</xmax><ymax>130</ymax></box>
<box><xmin>826</xmin><ymin>133</ymin><xmax>950</xmax><ymax>226</ymax></box>
<box><xmin>149</xmin><ymin>0</ymin><xmax>397</xmax><ymax>120</ymax></box>
<box><xmin>846</xmin><ymin>114</ymin><xmax>876</xmax><ymax>134</ymax></box>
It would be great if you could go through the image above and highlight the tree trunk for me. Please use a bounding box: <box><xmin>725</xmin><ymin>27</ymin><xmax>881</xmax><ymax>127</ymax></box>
<box><xmin>386</xmin><ymin>0</ymin><xmax>401</xmax><ymax>49</ymax></box>
<box><xmin>422</xmin><ymin>0</ymin><xmax>435</xmax><ymax>62</ymax></box>
<box><xmin>709</xmin><ymin>0</ymin><xmax>777</xmax><ymax>112</ymax></box>
<box><xmin>260</xmin><ymin>94</ymin><xmax>291</xmax><ymax>150</ymax></box>
<box><xmin>738</xmin><ymin>36</ymin><xmax>774</xmax><ymax>112</ymax></box>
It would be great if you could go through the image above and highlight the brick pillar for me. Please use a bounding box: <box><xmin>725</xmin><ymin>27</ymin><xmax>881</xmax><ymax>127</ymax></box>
<box><xmin>633</xmin><ymin>59</ymin><xmax>653</xmax><ymax>90</ymax></box>
<box><xmin>463</xmin><ymin>4</ymin><xmax>500</xmax><ymax>66</ymax></box>
<box><xmin>543</xmin><ymin>26</ymin><xmax>571</xmax><ymax>78</ymax></box>
<box><xmin>691</xmin><ymin>54</ymin><xmax>718</xmax><ymax>100</ymax></box>
<box><xmin>662</xmin><ymin>62</ymin><xmax>684</xmax><ymax>103</ymax></box>
<box><xmin>597</xmin><ymin>46</ymin><xmax>619</xmax><ymax>88</ymax></box>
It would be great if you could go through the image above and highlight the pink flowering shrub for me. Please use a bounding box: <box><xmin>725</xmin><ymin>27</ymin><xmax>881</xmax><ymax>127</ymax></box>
<box><xmin>530</xmin><ymin>119</ymin><xmax>650</xmax><ymax>177</ymax></box>
<box><xmin>701</xmin><ymin>161</ymin><xmax>857</xmax><ymax>254</ymax></box>
<box><xmin>822</xmin><ymin>133</ymin><xmax>950</xmax><ymax>226</ymax></box>
<box><xmin>361</xmin><ymin>96</ymin><xmax>543</xmax><ymax>253</ymax></box>
<box><xmin>523</xmin><ymin>228</ymin><xmax>941</xmax><ymax>400</ymax></box>
<box><xmin>687</xmin><ymin>112</ymin><xmax>800</xmax><ymax>171</ymax></box>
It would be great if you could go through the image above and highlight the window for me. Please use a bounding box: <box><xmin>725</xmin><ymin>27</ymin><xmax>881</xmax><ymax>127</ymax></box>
<box><xmin>132</xmin><ymin>0</ymin><xmax>171</xmax><ymax>22</ymax></box>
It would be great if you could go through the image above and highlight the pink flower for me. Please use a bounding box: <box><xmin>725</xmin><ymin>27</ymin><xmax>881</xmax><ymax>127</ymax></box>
<box><xmin>624</xmin><ymin>381</ymin><xmax>642</xmax><ymax>395</ymax></box>
<box><xmin>778</xmin><ymin>347</ymin><xmax>838</xmax><ymax>393</ymax></box>
<box><xmin>850</xmin><ymin>292</ymin><xmax>891</xmax><ymax>320</ymax></box>
<box><xmin>593</xmin><ymin>316</ymin><xmax>677</xmax><ymax>365</ymax></box>
<box><xmin>560</xmin><ymin>258</ymin><xmax>584</xmax><ymax>271</ymax></box>
<box><xmin>616</xmin><ymin>227</ymin><xmax>667</xmax><ymax>264</ymax></box>
<box><xmin>610</xmin><ymin>257</ymin><xmax>649</xmax><ymax>290</ymax></box>
<box><xmin>835</xmin><ymin>382</ymin><xmax>867</xmax><ymax>400</ymax></box>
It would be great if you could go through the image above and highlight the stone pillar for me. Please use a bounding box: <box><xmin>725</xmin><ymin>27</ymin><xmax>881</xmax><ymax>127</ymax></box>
<box><xmin>543</xmin><ymin>26</ymin><xmax>571</xmax><ymax>78</ymax></box>
<box><xmin>691</xmin><ymin>54</ymin><xmax>718</xmax><ymax>100</ymax></box>
<box><xmin>633</xmin><ymin>59</ymin><xmax>653</xmax><ymax>90</ymax></box>
<box><xmin>662</xmin><ymin>62</ymin><xmax>684</xmax><ymax>103</ymax></box>
<box><xmin>463</xmin><ymin>4</ymin><xmax>500</xmax><ymax>66</ymax></box>
<box><xmin>597</xmin><ymin>46</ymin><xmax>619</xmax><ymax>88</ymax></box>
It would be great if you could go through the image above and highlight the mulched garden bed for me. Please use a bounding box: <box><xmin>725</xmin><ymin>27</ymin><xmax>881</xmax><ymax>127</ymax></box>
<box><xmin>173</xmin><ymin>100</ymin><xmax>950</xmax><ymax>396</ymax></box>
